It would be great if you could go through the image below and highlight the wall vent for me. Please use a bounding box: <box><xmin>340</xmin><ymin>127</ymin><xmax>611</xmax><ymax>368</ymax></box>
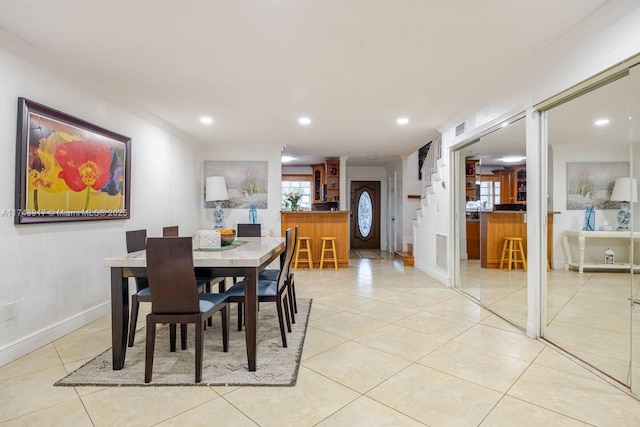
<box><xmin>455</xmin><ymin>122</ymin><xmax>465</xmax><ymax>136</ymax></box>
<box><xmin>436</xmin><ymin>233</ymin><xmax>447</xmax><ymax>271</ymax></box>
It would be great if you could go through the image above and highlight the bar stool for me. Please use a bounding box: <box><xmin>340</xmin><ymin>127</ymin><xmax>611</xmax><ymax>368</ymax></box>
<box><xmin>319</xmin><ymin>237</ymin><xmax>338</xmax><ymax>270</ymax></box>
<box><xmin>499</xmin><ymin>237</ymin><xmax>527</xmax><ymax>271</ymax></box>
<box><xmin>294</xmin><ymin>237</ymin><xmax>313</xmax><ymax>270</ymax></box>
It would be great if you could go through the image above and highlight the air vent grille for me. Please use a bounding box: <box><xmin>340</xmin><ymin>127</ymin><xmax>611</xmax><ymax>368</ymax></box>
<box><xmin>436</xmin><ymin>233</ymin><xmax>447</xmax><ymax>270</ymax></box>
<box><xmin>455</xmin><ymin>122</ymin><xmax>465</xmax><ymax>136</ymax></box>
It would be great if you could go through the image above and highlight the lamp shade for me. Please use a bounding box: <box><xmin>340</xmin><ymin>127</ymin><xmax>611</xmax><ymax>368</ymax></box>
<box><xmin>205</xmin><ymin>176</ymin><xmax>229</xmax><ymax>202</ymax></box>
<box><xmin>610</xmin><ymin>177</ymin><xmax>638</xmax><ymax>203</ymax></box>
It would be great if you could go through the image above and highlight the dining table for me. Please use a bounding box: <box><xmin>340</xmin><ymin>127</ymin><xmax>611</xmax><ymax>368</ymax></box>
<box><xmin>104</xmin><ymin>236</ymin><xmax>286</xmax><ymax>372</ymax></box>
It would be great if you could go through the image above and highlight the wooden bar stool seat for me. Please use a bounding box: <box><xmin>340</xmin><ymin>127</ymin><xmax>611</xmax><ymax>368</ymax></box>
<box><xmin>294</xmin><ymin>237</ymin><xmax>313</xmax><ymax>270</ymax></box>
<box><xmin>499</xmin><ymin>237</ymin><xmax>527</xmax><ymax>271</ymax></box>
<box><xmin>319</xmin><ymin>237</ymin><xmax>338</xmax><ymax>270</ymax></box>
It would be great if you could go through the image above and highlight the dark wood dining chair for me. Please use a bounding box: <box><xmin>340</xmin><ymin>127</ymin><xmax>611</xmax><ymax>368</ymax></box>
<box><xmin>127</xmin><ymin>227</ymin><xmax>224</xmax><ymax>347</ymax></box>
<box><xmin>225</xmin><ymin>228</ymin><xmax>294</xmax><ymax>347</ymax></box>
<box><xmin>237</xmin><ymin>223</ymin><xmax>261</xmax><ymax>237</ymax></box>
<box><xmin>126</xmin><ymin>229</ymin><xmax>152</xmax><ymax>347</ymax></box>
<box><xmin>232</xmin><ymin>223</ymin><xmax>263</xmax><ymax>287</ymax></box>
<box><xmin>259</xmin><ymin>225</ymin><xmax>299</xmax><ymax>323</ymax></box>
<box><xmin>144</xmin><ymin>237</ymin><xmax>229</xmax><ymax>383</ymax></box>
<box><xmin>163</xmin><ymin>225</ymin><xmax>227</xmax><ymax>293</ymax></box>
<box><xmin>162</xmin><ymin>225</ymin><xmax>179</xmax><ymax>237</ymax></box>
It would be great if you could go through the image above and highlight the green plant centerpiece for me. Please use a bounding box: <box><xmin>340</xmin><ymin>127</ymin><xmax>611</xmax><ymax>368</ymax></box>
<box><xmin>285</xmin><ymin>192</ymin><xmax>302</xmax><ymax>211</ymax></box>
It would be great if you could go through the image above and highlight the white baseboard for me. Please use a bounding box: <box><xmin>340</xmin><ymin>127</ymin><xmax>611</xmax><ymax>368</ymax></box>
<box><xmin>415</xmin><ymin>261</ymin><xmax>450</xmax><ymax>286</ymax></box>
<box><xmin>0</xmin><ymin>302</ymin><xmax>110</xmax><ymax>367</ymax></box>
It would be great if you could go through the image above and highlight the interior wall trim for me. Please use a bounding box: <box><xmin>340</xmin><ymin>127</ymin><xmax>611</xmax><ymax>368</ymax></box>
<box><xmin>0</xmin><ymin>302</ymin><xmax>110</xmax><ymax>367</ymax></box>
<box><xmin>534</xmin><ymin>52</ymin><xmax>640</xmax><ymax>112</ymax></box>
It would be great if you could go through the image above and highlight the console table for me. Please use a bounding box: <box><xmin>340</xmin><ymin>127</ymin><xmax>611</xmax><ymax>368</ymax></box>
<box><xmin>562</xmin><ymin>230</ymin><xmax>640</xmax><ymax>273</ymax></box>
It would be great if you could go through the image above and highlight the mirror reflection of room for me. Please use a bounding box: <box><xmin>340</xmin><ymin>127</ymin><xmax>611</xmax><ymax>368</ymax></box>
<box><xmin>459</xmin><ymin>117</ymin><xmax>528</xmax><ymax>329</ymax></box>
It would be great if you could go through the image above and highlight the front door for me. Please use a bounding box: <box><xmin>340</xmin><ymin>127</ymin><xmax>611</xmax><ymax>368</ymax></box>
<box><xmin>350</xmin><ymin>181</ymin><xmax>381</xmax><ymax>249</ymax></box>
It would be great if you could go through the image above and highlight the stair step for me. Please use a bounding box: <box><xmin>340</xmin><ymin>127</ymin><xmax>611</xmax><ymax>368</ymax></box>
<box><xmin>394</xmin><ymin>251</ymin><xmax>414</xmax><ymax>267</ymax></box>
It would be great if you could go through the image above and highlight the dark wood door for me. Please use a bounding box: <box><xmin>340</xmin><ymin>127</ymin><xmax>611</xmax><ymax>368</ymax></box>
<box><xmin>350</xmin><ymin>181</ymin><xmax>381</xmax><ymax>249</ymax></box>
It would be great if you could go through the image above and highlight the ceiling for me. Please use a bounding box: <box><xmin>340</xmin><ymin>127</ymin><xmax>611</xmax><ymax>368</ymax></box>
<box><xmin>0</xmin><ymin>0</ymin><xmax>609</xmax><ymax>166</ymax></box>
<box><xmin>460</xmin><ymin>72</ymin><xmax>631</xmax><ymax>168</ymax></box>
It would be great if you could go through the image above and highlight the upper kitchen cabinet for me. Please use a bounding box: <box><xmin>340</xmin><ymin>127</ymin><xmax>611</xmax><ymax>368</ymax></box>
<box><xmin>312</xmin><ymin>163</ymin><xmax>325</xmax><ymax>203</ymax></box>
<box><xmin>496</xmin><ymin>166</ymin><xmax>526</xmax><ymax>205</ymax></box>
<box><xmin>325</xmin><ymin>160</ymin><xmax>340</xmax><ymax>202</ymax></box>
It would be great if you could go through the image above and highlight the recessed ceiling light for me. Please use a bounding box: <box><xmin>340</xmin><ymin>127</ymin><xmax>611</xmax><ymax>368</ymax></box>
<box><xmin>499</xmin><ymin>156</ymin><xmax>526</xmax><ymax>163</ymax></box>
<box><xmin>367</xmin><ymin>155</ymin><xmax>381</xmax><ymax>160</ymax></box>
<box><xmin>396</xmin><ymin>117</ymin><xmax>409</xmax><ymax>125</ymax></box>
<box><xmin>200</xmin><ymin>116</ymin><xmax>213</xmax><ymax>124</ymax></box>
<box><xmin>594</xmin><ymin>118</ymin><xmax>610</xmax><ymax>126</ymax></box>
<box><xmin>298</xmin><ymin>117</ymin><xmax>311</xmax><ymax>126</ymax></box>
<box><xmin>281</xmin><ymin>155</ymin><xmax>295</xmax><ymax>163</ymax></box>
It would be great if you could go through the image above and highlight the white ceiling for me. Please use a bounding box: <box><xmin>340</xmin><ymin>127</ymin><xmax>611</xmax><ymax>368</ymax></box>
<box><xmin>0</xmin><ymin>0</ymin><xmax>609</xmax><ymax>166</ymax></box>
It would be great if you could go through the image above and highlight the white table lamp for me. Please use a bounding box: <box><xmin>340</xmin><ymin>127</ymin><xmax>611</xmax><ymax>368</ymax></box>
<box><xmin>610</xmin><ymin>177</ymin><xmax>638</xmax><ymax>231</ymax></box>
<box><xmin>206</xmin><ymin>176</ymin><xmax>229</xmax><ymax>229</ymax></box>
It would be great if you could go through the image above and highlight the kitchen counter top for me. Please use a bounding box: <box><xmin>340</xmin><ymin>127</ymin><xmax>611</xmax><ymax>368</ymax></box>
<box><xmin>281</xmin><ymin>210</ymin><xmax>350</xmax><ymax>214</ymax></box>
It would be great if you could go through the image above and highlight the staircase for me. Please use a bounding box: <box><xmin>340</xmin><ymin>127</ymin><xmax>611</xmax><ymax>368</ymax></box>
<box><xmin>394</xmin><ymin>243</ymin><xmax>414</xmax><ymax>266</ymax></box>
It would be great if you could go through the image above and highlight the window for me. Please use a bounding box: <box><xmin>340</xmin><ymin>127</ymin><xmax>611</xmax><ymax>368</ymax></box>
<box><xmin>478</xmin><ymin>181</ymin><xmax>500</xmax><ymax>209</ymax></box>
<box><xmin>358</xmin><ymin>191</ymin><xmax>373</xmax><ymax>237</ymax></box>
<box><xmin>281</xmin><ymin>175</ymin><xmax>312</xmax><ymax>210</ymax></box>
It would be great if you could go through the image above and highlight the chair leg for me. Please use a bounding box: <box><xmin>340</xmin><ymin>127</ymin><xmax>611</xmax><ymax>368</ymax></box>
<box><xmin>275</xmin><ymin>298</ymin><xmax>288</xmax><ymax>348</ymax></box>
<box><xmin>283</xmin><ymin>294</ymin><xmax>292</xmax><ymax>333</ymax></box>
<box><xmin>170</xmin><ymin>324</ymin><xmax>177</xmax><ymax>352</ymax></box>
<box><xmin>195</xmin><ymin>315</ymin><xmax>203</xmax><ymax>383</ymax></box>
<box><xmin>144</xmin><ymin>316</ymin><xmax>156</xmax><ymax>383</ymax></box>
<box><xmin>499</xmin><ymin>240</ymin><xmax>508</xmax><ymax>270</ymax></box>
<box><xmin>237</xmin><ymin>302</ymin><xmax>243</xmax><ymax>331</ymax></box>
<box><xmin>180</xmin><ymin>324</ymin><xmax>188</xmax><ymax>350</ymax></box>
<box><xmin>286</xmin><ymin>282</ymin><xmax>296</xmax><ymax>324</ymax></box>
<box><xmin>518</xmin><ymin>240</ymin><xmax>528</xmax><ymax>271</ymax></box>
<box><xmin>221</xmin><ymin>305</ymin><xmax>229</xmax><ymax>352</ymax></box>
<box><xmin>290</xmin><ymin>275</ymin><xmax>298</xmax><ymax>314</ymax></box>
<box><xmin>128</xmin><ymin>295</ymin><xmax>140</xmax><ymax>347</ymax></box>
<box><xmin>206</xmin><ymin>281</ymin><xmax>214</xmax><ymax>327</ymax></box>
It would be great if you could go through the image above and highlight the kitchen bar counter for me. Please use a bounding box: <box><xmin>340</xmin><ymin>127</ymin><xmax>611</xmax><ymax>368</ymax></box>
<box><xmin>480</xmin><ymin>211</ymin><xmax>555</xmax><ymax>269</ymax></box>
<box><xmin>281</xmin><ymin>211</ymin><xmax>349</xmax><ymax>268</ymax></box>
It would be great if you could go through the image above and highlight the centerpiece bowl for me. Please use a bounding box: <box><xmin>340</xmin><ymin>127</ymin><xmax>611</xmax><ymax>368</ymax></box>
<box><xmin>217</xmin><ymin>229</ymin><xmax>236</xmax><ymax>246</ymax></box>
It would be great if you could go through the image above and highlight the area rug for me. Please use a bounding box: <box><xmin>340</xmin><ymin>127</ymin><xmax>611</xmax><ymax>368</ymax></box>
<box><xmin>354</xmin><ymin>250</ymin><xmax>383</xmax><ymax>259</ymax></box>
<box><xmin>55</xmin><ymin>298</ymin><xmax>311</xmax><ymax>387</ymax></box>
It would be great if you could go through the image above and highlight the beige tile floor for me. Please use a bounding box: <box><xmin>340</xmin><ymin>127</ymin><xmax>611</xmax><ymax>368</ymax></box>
<box><xmin>459</xmin><ymin>259</ymin><xmax>640</xmax><ymax>389</ymax></box>
<box><xmin>2</xmin><ymin>254</ymin><xmax>640</xmax><ymax>426</ymax></box>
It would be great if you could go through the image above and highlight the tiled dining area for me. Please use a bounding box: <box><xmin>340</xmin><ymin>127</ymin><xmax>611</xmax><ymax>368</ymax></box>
<box><xmin>2</xmin><ymin>254</ymin><xmax>640</xmax><ymax>426</ymax></box>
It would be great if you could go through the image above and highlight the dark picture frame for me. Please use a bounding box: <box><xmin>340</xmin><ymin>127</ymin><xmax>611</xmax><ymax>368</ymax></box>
<box><xmin>14</xmin><ymin>98</ymin><xmax>131</xmax><ymax>224</ymax></box>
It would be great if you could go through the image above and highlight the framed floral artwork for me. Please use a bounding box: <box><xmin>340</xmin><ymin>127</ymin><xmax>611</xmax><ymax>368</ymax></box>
<box><xmin>14</xmin><ymin>98</ymin><xmax>131</xmax><ymax>224</ymax></box>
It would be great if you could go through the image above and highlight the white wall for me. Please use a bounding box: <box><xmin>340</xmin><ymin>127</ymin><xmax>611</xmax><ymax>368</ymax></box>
<box><xmin>413</xmin><ymin>2</ymin><xmax>640</xmax><ymax>287</ymax></box>
<box><xmin>402</xmin><ymin>154</ymin><xmax>421</xmax><ymax>252</ymax></box>
<box><xmin>199</xmin><ymin>146</ymin><xmax>283</xmax><ymax>237</ymax></box>
<box><xmin>0</xmin><ymin>48</ymin><xmax>203</xmax><ymax>366</ymax></box>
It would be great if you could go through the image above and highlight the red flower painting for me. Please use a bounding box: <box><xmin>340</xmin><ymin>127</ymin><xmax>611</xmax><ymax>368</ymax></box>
<box><xmin>54</xmin><ymin>140</ymin><xmax>112</xmax><ymax>210</ymax></box>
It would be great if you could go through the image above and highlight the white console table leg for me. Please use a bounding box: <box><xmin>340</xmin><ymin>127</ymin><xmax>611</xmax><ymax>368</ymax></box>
<box><xmin>578</xmin><ymin>236</ymin><xmax>586</xmax><ymax>274</ymax></box>
<box><xmin>562</xmin><ymin>234</ymin><xmax>571</xmax><ymax>271</ymax></box>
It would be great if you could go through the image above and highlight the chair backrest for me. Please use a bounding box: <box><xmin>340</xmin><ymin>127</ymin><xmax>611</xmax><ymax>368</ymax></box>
<box><xmin>126</xmin><ymin>229</ymin><xmax>147</xmax><ymax>252</ymax></box>
<box><xmin>284</xmin><ymin>225</ymin><xmax>299</xmax><ymax>279</ymax></box>
<box><xmin>162</xmin><ymin>226</ymin><xmax>179</xmax><ymax>237</ymax></box>
<box><xmin>146</xmin><ymin>237</ymin><xmax>200</xmax><ymax>314</ymax></box>
<box><xmin>237</xmin><ymin>223</ymin><xmax>261</xmax><ymax>237</ymax></box>
<box><xmin>276</xmin><ymin>228</ymin><xmax>295</xmax><ymax>292</ymax></box>
<box><xmin>126</xmin><ymin>229</ymin><xmax>148</xmax><ymax>291</ymax></box>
